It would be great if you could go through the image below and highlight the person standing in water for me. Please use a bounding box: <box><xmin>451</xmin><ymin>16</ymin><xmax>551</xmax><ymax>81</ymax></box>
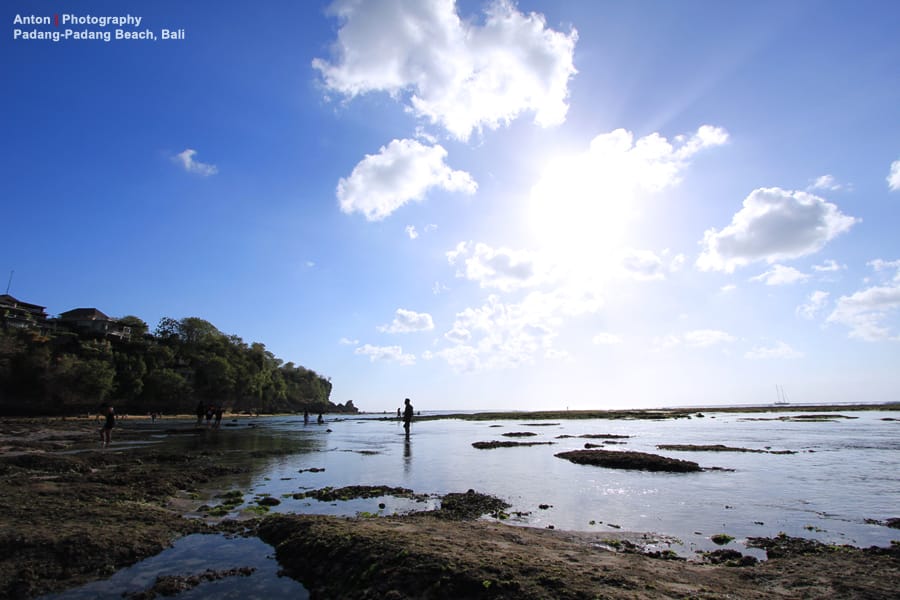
<box><xmin>403</xmin><ymin>398</ymin><xmax>413</xmax><ymax>435</ymax></box>
<box><xmin>99</xmin><ymin>405</ymin><xmax>115</xmax><ymax>448</ymax></box>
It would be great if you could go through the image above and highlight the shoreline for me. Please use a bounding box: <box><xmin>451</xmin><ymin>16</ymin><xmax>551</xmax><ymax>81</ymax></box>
<box><xmin>1</xmin><ymin>414</ymin><xmax>898</xmax><ymax>598</ymax></box>
<box><xmin>407</xmin><ymin>402</ymin><xmax>900</xmax><ymax>422</ymax></box>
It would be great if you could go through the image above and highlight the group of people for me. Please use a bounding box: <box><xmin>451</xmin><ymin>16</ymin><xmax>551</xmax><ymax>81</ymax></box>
<box><xmin>302</xmin><ymin>410</ymin><xmax>325</xmax><ymax>424</ymax></box>
<box><xmin>96</xmin><ymin>397</ymin><xmax>419</xmax><ymax>449</ymax></box>
<box><xmin>195</xmin><ymin>401</ymin><xmax>224</xmax><ymax>429</ymax></box>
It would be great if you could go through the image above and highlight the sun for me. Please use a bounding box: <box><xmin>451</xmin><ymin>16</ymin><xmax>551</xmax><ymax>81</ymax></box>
<box><xmin>527</xmin><ymin>151</ymin><xmax>639</xmax><ymax>277</ymax></box>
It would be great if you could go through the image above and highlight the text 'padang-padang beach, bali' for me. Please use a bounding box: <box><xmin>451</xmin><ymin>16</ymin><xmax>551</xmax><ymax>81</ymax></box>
<box><xmin>3</xmin><ymin>0</ymin><xmax>900</xmax><ymax>597</ymax></box>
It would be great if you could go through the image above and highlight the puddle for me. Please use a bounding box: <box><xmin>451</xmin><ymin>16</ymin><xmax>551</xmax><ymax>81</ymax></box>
<box><xmin>39</xmin><ymin>534</ymin><xmax>308</xmax><ymax>599</ymax></box>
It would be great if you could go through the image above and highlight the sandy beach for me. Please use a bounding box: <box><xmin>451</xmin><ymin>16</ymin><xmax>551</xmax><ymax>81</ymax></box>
<box><xmin>1</xmin><ymin>413</ymin><xmax>898</xmax><ymax>599</ymax></box>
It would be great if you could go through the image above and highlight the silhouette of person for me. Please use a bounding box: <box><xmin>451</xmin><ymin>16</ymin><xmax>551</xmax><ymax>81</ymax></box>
<box><xmin>99</xmin><ymin>405</ymin><xmax>115</xmax><ymax>447</ymax></box>
<box><xmin>403</xmin><ymin>398</ymin><xmax>413</xmax><ymax>435</ymax></box>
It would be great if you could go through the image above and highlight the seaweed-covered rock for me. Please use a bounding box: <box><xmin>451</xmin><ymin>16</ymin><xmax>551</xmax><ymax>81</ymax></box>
<box><xmin>657</xmin><ymin>444</ymin><xmax>765</xmax><ymax>453</ymax></box>
<box><xmin>437</xmin><ymin>490</ymin><xmax>511</xmax><ymax>520</ymax></box>
<box><xmin>703</xmin><ymin>549</ymin><xmax>757</xmax><ymax>567</ymax></box>
<box><xmin>501</xmin><ymin>432</ymin><xmax>537</xmax><ymax>437</ymax></box>
<box><xmin>555</xmin><ymin>449</ymin><xmax>701</xmax><ymax>473</ymax></box>
<box><xmin>472</xmin><ymin>441</ymin><xmax>554</xmax><ymax>449</ymax></box>
<box><xmin>746</xmin><ymin>533</ymin><xmax>854</xmax><ymax>558</ymax></box>
<box><xmin>293</xmin><ymin>485</ymin><xmax>427</xmax><ymax>502</ymax></box>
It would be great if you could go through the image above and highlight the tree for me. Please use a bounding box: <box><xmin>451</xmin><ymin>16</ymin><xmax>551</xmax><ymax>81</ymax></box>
<box><xmin>118</xmin><ymin>315</ymin><xmax>149</xmax><ymax>339</ymax></box>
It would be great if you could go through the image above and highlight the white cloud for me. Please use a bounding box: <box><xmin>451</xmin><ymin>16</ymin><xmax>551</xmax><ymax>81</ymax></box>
<box><xmin>697</xmin><ymin>187</ymin><xmax>859</xmax><ymax>273</ymax></box>
<box><xmin>378</xmin><ymin>308</ymin><xmax>435</xmax><ymax>333</ymax></box>
<box><xmin>173</xmin><ymin>149</ymin><xmax>217</xmax><ymax>176</ymax></box>
<box><xmin>720</xmin><ymin>284</ymin><xmax>737</xmax><ymax>293</ymax></box>
<box><xmin>529</xmin><ymin>126</ymin><xmax>728</xmax><ymax>262</ymax></box>
<box><xmin>444</xmin><ymin>325</ymin><xmax>472</xmax><ymax>344</ymax></box>
<box><xmin>652</xmin><ymin>334</ymin><xmax>681</xmax><ymax>352</ymax></box>
<box><xmin>544</xmin><ymin>347</ymin><xmax>571</xmax><ymax>361</ymax></box>
<box><xmin>435</xmin><ymin>287</ymin><xmax>602</xmax><ymax>372</ymax></box>
<box><xmin>673</xmin><ymin>125</ymin><xmax>730</xmax><ymax>158</ymax></box>
<box><xmin>355</xmin><ymin>344</ymin><xmax>416</xmax><ymax>365</ymax></box>
<box><xmin>621</xmin><ymin>249</ymin><xmax>665</xmax><ymax>281</ymax></box>
<box><xmin>868</xmin><ymin>259</ymin><xmax>900</xmax><ymax>274</ymax></box>
<box><xmin>888</xmin><ymin>159</ymin><xmax>900</xmax><ymax>191</ymax></box>
<box><xmin>305</xmin><ymin>261</ymin><xmax>316</xmax><ymax>268</ymax></box>
<box><xmin>313</xmin><ymin>0</ymin><xmax>578</xmax><ymax>140</ymax></box>
<box><xmin>339</xmin><ymin>337</ymin><xmax>359</xmax><ymax>345</ymax></box>
<box><xmin>750</xmin><ymin>264</ymin><xmax>810</xmax><ymax>286</ymax></box>
<box><xmin>807</xmin><ymin>174</ymin><xmax>844</xmax><ymax>192</ymax></box>
<box><xmin>407</xmin><ymin>224</ymin><xmax>438</xmax><ymax>239</ymax></box>
<box><xmin>683</xmin><ymin>329</ymin><xmax>736</xmax><ymax>348</ymax></box>
<box><xmin>796</xmin><ymin>290</ymin><xmax>830</xmax><ymax>320</ymax></box>
<box><xmin>745</xmin><ymin>341</ymin><xmax>803</xmax><ymax>360</ymax></box>
<box><xmin>619</xmin><ymin>249</ymin><xmax>686</xmax><ymax>281</ymax></box>
<box><xmin>432</xmin><ymin>281</ymin><xmax>450</xmax><ymax>295</ymax></box>
<box><xmin>337</xmin><ymin>139</ymin><xmax>476</xmax><ymax>221</ymax></box>
<box><xmin>827</xmin><ymin>260</ymin><xmax>900</xmax><ymax>341</ymax></box>
<box><xmin>653</xmin><ymin>329</ymin><xmax>735</xmax><ymax>352</ymax></box>
<box><xmin>812</xmin><ymin>259</ymin><xmax>845</xmax><ymax>272</ymax></box>
<box><xmin>592</xmin><ymin>332</ymin><xmax>621</xmax><ymax>345</ymax></box>
<box><xmin>447</xmin><ymin>241</ymin><xmax>545</xmax><ymax>291</ymax></box>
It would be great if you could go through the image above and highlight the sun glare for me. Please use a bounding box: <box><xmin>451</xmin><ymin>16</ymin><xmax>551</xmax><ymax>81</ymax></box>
<box><xmin>527</xmin><ymin>152</ymin><xmax>638</xmax><ymax>277</ymax></box>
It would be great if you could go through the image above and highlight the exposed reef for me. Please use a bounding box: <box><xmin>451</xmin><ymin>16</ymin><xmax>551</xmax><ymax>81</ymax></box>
<box><xmin>555</xmin><ymin>449</ymin><xmax>703</xmax><ymax>473</ymax></box>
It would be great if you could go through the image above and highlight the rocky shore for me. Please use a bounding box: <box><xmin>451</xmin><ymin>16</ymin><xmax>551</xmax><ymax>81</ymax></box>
<box><xmin>260</xmin><ymin>512</ymin><xmax>900</xmax><ymax>599</ymax></box>
<box><xmin>2</xmin><ymin>416</ymin><xmax>899</xmax><ymax>599</ymax></box>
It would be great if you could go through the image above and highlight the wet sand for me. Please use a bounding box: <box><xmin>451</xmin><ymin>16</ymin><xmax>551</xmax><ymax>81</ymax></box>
<box><xmin>1</xmin><ymin>415</ymin><xmax>898</xmax><ymax>599</ymax></box>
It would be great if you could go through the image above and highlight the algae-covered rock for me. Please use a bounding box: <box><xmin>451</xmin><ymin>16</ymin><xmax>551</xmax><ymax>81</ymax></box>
<box><xmin>472</xmin><ymin>440</ymin><xmax>554</xmax><ymax>449</ymax></box>
<box><xmin>555</xmin><ymin>449</ymin><xmax>702</xmax><ymax>472</ymax></box>
<box><xmin>437</xmin><ymin>490</ymin><xmax>510</xmax><ymax>520</ymax></box>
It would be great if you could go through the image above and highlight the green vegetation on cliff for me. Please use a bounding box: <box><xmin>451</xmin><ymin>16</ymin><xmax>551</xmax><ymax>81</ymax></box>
<box><xmin>0</xmin><ymin>316</ymin><xmax>346</xmax><ymax>416</ymax></box>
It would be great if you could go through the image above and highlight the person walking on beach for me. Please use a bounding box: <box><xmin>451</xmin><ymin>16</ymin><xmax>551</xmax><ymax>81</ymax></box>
<box><xmin>403</xmin><ymin>398</ymin><xmax>413</xmax><ymax>436</ymax></box>
<box><xmin>99</xmin><ymin>405</ymin><xmax>115</xmax><ymax>448</ymax></box>
<box><xmin>213</xmin><ymin>405</ymin><xmax>223</xmax><ymax>429</ymax></box>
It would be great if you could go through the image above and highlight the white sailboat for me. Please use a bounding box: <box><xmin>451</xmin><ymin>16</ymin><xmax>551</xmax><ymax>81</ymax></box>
<box><xmin>774</xmin><ymin>384</ymin><xmax>789</xmax><ymax>406</ymax></box>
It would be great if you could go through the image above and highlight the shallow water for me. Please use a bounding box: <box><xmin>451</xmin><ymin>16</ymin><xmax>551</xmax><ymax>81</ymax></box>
<box><xmin>40</xmin><ymin>534</ymin><xmax>308</xmax><ymax>599</ymax></box>
<box><xmin>239</xmin><ymin>411</ymin><xmax>900</xmax><ymax>557</ymax></box>
<box><xmin>47</xmin><ymin>409</ymin><xmax>900</xmax><ymax>596</ymax></box>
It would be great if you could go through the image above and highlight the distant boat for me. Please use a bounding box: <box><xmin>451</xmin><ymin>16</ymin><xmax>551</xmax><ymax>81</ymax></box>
<box><xmin>774</xmin><ymin>385</ymin><xmax>790</xmax><ymax>406</ymax></box>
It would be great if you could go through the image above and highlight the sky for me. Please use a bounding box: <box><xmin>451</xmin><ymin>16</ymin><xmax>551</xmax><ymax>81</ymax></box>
<box><xmin>2</xmin><ymin>0</ymin><xmax>899</xmax><ymax>411</ymax></box>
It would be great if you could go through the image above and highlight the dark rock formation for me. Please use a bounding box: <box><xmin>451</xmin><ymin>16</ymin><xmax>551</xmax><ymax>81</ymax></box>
<box><xmin>555</xmin><ymin>449</ymin><xmax>701</xmax><ymax>472</ymax></box>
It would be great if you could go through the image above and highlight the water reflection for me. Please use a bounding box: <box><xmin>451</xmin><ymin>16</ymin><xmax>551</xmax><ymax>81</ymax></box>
<box><xmin>40</xmin><ymin>534</ymin><xmax>308</xmax><ymax>599</ymax></box>
<box><xmin>403</xmin><ymin>434</ymin><xmax>411</xmax><ymax>475</ymax></box>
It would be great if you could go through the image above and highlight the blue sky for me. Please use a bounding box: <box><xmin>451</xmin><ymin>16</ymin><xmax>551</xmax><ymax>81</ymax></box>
<box><xmin>3</xmin><ymin>0</ymin><xmax>899</xmax><ymax>411</ymax></box>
